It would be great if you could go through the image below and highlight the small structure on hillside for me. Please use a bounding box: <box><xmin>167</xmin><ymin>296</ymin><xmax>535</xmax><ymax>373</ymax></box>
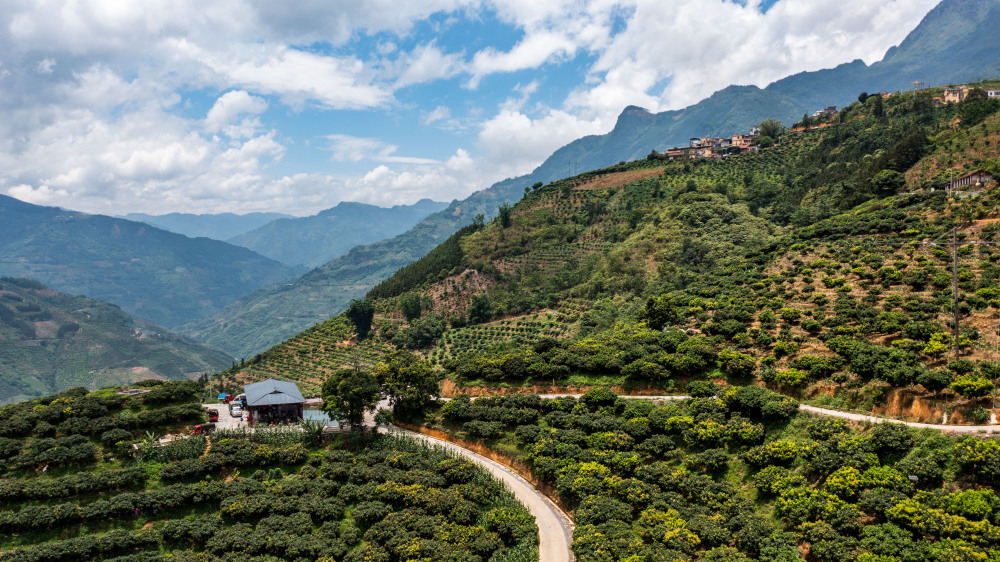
<box><xmin>944</xmin><ymin>86</ymin><xmax>969</xmax><ymax>104</ymax></box>
<box><xmin>812</xmin><ymin>105</ymin><xmax>837</xmax><ymax>118</ymax></box>
<box><xmin>243</xmin><ymin>378</ymin><xmax>305</xmax><ymax>427</ymax></box>
<box><xmin>952</xmin><ymin>169</ymin><xmax>995</xmax><ymax>190</ymax></box>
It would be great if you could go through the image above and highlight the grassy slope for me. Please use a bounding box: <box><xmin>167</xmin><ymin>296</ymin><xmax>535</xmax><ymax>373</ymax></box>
<box><xmin>0</xmin><ymin>278</ymin><xmax>233</xmax><ymax>402</ymax></box>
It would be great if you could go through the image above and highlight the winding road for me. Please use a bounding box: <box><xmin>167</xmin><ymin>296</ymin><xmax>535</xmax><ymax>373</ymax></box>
<box><xmin>389</xmin><ymin>426</ymin><xmax>575</xmax><ymax>562</ymax></box>
<box><xmin>366</xmin><ymin>400</ymin><xmax>575</xmax><ymax>561</ymax></box>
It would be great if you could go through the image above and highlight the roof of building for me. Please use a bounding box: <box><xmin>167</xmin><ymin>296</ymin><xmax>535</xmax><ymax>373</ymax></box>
<box><xmin>244</xmin><ymin>378</ymin><xmax>305</xmax><ymax>407</ymax></box>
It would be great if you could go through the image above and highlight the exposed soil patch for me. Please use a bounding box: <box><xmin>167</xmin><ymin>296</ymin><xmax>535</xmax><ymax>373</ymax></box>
<box><xmin>573</xmin><ymin>168</ymin><xmax>664</xmax><ymax>191</ymax></box>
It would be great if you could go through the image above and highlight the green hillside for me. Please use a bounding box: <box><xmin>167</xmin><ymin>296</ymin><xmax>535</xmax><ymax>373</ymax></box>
<box><xmin>0</xmin><ymin>382</ymin><xmax>537</xmax><ymax>561</ymax></box>
<box><xmin>186</xmin><ymin>0</ymin><xmax>1000</xmax><ymax>360</ymax></box>
<box><xmin>0</xmin><ymin>278</ymin><xmax>233</xmax><ymax>402</ymax></box>
<box><xmin>181</xmin><ymin>180</ymin><xmax>528</xmax><ymax>360</ymax></box>
<box><xmin>0</xmin><ymin>196</ymin><xmax>304</xmax><ymax>328</ymax></box>
<box><xmin>222</xmin><ymin>80</ymin><xmax>1000</xmax><ymax>418</ymax></box>
<box><xmin>228</xmin><ymin>199</ymin><xmax>449</xmax><ymax>268</ymax></box>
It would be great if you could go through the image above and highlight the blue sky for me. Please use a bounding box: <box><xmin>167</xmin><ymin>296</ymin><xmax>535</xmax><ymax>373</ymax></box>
<box><xmin>0</xmin><ymin>0</ymin><xmax>939</xmax><ymax>216</ymax></box>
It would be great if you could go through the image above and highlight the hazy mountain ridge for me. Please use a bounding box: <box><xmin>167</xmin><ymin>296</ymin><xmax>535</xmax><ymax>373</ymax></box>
<box><xmin>0</xmin><ymin>277</ymin><xmax>233</xmax><ymax>401</ymax></box>
<box><xmin>0</xmin><ymin>195</ymin><xmax>305</xmax><ymax>329</ymax></box>
<box><xmin>122</xmin><ymin>211</ymin><xmax>292</xmax><ymax>241</ymax></box>
<box><xmin>179</xmin><ymin>185</ymin><xmax>523</xmax><ymax>359</ymax></box>
<box><xmin>227</xmin><ymin>198</ymin><xmax>449</xmax><ymax>268</ymax></box>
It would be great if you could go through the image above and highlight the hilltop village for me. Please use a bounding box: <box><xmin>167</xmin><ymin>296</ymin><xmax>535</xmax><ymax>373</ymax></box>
<box><xmin>655</xmin><ymin>83</ymin><xmax>1000</xmax><ymax>163</ymax></box>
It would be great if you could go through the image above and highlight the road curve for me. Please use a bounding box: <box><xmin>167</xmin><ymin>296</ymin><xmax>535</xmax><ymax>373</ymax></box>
<box><xmin>389</xmin><ymin>426</ymin><xmax>575</xmax><ymax>562</ymax></box>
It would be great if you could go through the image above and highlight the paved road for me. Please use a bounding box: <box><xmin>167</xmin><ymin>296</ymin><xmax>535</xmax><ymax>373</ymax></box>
<box><xmin>388</xmin><ymin>426</ymin><xmax>574</xmax><ymax>562</ymax></box>
<box><xmin>363</xmin><ymin>399</ymin><xmax>574</xmax><ymax>560</ymax></box>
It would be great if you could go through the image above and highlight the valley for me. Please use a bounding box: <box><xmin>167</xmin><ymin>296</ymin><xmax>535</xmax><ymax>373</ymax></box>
<box><xmin>8</xmin><ymin>1</ymin><xmax>1000</xmax><ymax>560</ymax></box>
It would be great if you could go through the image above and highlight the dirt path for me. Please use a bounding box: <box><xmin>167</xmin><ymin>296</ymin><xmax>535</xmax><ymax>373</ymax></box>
<box><xmin>798</xmin><ymin>404</ymin><xmax>1000</xmax><ymax>432</ymax></box>
<box><xmin>388</xmin><ymin>426</ymin><xmax>574</xmax><ymax>562</ymax></box>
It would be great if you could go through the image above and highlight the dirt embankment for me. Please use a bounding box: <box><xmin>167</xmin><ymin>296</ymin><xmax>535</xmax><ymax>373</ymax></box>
<box><xmin>871</xmin><ymin>386</ymin><xmax>995</xmax><ymax>425</ymax></box>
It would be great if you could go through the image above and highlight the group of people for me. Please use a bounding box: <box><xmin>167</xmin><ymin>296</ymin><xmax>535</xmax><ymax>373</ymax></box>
<box><xmin>252</xmin><ymin>405</ymin><xmax>300</xmax><ymax>426</ymax></box>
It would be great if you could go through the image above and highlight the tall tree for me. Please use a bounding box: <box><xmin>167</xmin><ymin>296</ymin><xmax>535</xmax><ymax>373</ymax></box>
<box><xmin>373</xmin><ymin>350</ymin><xmax>441</xmax><ymax>418</ymax></box>
<box><xmin>498</xmin><ymin>203</ymin><xmax>513</xmax><ymax>228</ymax></box>
<box><xmin>345</xmin><ymin>299</ymin><xmax>374</xmax><ymax>340</ymax></box>
<box><xmin>757</xmin><ymin>118</ymin><xmax>785</xmax><ymax>141</ymax></box>
<box><xmin>321</xmin><ymin>367</ymin><xmax>381</xmax><ymax>427</ymax></box>
<box><xmin>400</xmin><ymin>293</ymin><xmax>422</xmax><ymax>322</ymax></box>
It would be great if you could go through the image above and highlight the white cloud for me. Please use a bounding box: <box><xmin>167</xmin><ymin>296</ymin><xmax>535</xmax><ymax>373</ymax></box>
<box><xmin>466</xmin><ymin>30</ymin><xmax>578</xmax><ymax>88</ymax></box>
<box><xmin>0</xmin><ymin>0</ymin><xmax>945</xmax><ymax>217</ymax></box>
<box><xmin>324</xmin><ymin>134</ymin><xmax>439</xmax><ymax>165</ymax></box>
<box><xmin>392</xmin><ymin>43</ymin><xmax>464</xmax><ymax>88</ymax></box>
<box><xmin>205</xmin><ymin>90</ymin><xmax>268</xmax><ymax>138</ymax></box>
<box><xmin>35</xmin><ymin>58</ymin><xmax>55</xmax><ymax>74</ymax></box>
<box><xmin>477</xmin><ymin>106</ymin><xmax>605</xmax><ymax>178</ymax></box>
<box><xmin>422</xmin><ymin>105</ymin><xmax>451</xmax><ymax>125</ymax></box>
<box><xmin>173</xmin><ymin>42</ymin><xmax>392</xmax><ymax>110</ymax></box>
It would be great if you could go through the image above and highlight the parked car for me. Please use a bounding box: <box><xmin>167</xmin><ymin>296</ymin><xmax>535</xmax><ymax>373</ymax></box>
<box><xmin>207</xmin><ymin>409</ymin><xmax>219</xmax><ymax>422</ymax></box>
<box><xmin>230</xmin><ymin>404</ymin><xmax>242</xmax><ymax>417</ymax></box>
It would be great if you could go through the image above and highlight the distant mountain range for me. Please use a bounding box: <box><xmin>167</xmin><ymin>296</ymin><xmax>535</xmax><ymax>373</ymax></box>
<box><xmin>0</xmin><ymin>194</ymin><xmax>304</xmax><ymax>328</ymax></box>
<box><xmin>179</xmin><ymin>189</ymin><xmax>508</xmax><ymax>359</ymax></box>
<box><xmin>122</xmin><ymin>211</ymin><xmax>292</xmax><ymax>241</ymax></box>
<box><xmin>527</xmin><ymin>0</ymin><xmax>1000</xmax><ymax>179</ymax></box>
<box><xmin>182</xmin><ymin>0</ymin><xmax>1000</xmax><ymax>360</ymax></box>
<box><xmin>227</xmin><ymin>199</ymin><xmax>448</xmax><ymax>268</ymax></box>
<box><xmin>0</xmin><ymin>277</ymin><xmax>232</xmax><ymax>402</ymax></box>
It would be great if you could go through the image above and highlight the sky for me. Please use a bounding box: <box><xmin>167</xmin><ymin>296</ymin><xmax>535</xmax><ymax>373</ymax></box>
<box><xmin>0</xmin><ymin>0</ymin><xmax>941</xmax><ymax>217</ymax></box>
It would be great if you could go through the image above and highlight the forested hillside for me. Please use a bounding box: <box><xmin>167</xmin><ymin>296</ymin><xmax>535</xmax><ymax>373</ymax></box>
<box><xmin>0</xmin><ymin>278</ymin><xmax>232</xmax><ymax>402</ymax></box>
<box><xmin>0</xmin><ymin>382</ymin><xmax>537</xmax><ymax>561</ymax></box>
<box><xmin>221</xmin><ymin>80</ymin><xmax>1000</xmax><ymax>426</ymax></box>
